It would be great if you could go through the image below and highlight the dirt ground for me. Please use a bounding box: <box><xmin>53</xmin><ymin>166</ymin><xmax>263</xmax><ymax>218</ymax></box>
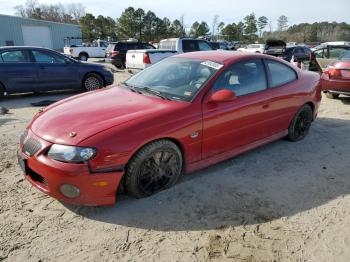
<box><xmin>1</xmin><ymin>70</ymin><xmax>350</xmax><ymax>262</ymax></box>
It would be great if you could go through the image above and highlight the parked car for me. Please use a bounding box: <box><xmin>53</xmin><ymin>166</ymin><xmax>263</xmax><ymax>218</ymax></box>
<box><xmin>264</xmin><ymin>40</ymin><xmax>286</xmax><ymax>56</ymax></box>
<box><xmin>0</xmin><ymin>46</ymin><xmax>113</xmax><ymax>98</ymax></box>
<box><xmin>105</xmin><ymin>41</ymin><xmax>155</xmax><ymax>69</ymax></box>
<box><xmin>64</xmin><ymin>39</ymin><xmax>109</xmax><ymax>61</ymax></box>
<box><xmin>321</xmin><ymin>59</ymin><xmax>350</xmax><ymax>99</ymax></box>
<box><xmin>237</xmin><ymin>44</ymin><xmax>266</xmax><ymax>53</ymax></box>
<box><xmin>125</xmin><ymin>38</ymin><xmax>213</xmax><ymax>71</ymax></box>
<box><xmin>210</xmin><ymin>41</ymin><xmax>230</xmax><ymax>50</ymax></box>
<box><xmin>313</xmin><ymin>44</ymin><xmax>350</xmax><ymax>70</ymax></box>
<box><xmin>18</xmin><ymin>51</ymin><xmax>321</xmax><ymax>206</ymax></box>
<box><xmin>281</xmin><ymin>46</ymin><xmax>318</xmax><ymax>71</ymax></box>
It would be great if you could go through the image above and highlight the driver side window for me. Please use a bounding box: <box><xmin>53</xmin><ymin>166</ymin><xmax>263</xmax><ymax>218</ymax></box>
<box><xmin>212</xmin><ymin>59</ymin><xmax>267</xmax><ymax>97</ymax></box>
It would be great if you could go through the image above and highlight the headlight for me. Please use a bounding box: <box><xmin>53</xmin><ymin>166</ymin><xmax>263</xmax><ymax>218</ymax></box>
<box><xmin>48</xmin><ymin>144</ymin><xmax>96</xmax><ymax>163</ymax></box>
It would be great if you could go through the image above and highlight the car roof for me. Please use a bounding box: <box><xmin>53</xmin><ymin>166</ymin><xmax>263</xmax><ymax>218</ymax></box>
<box><xmin>0</xmin><ymin>46</ymin><xmax>55</xmax><ymax>52</ymax></box>
<box><xmin>315</xmin><ymin>44</ymin><xmax>350</xmax><ymax>49</ymax></box>
<box><xmin>286</xmin><ymin>45</ymin><xmax>309</xmax><ymax>50</ymax></box>
<box><xmin>173</xmin><ymin>50</ymin><xmax>279</xmax><ymax>64</ymax></box>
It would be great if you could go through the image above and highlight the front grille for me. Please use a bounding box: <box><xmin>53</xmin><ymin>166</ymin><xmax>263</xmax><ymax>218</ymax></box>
<box><xmin>22</xmin><ymin>137</ymin><xmax>42</xmax><ymax>157</ymax></box>
<box><xmin>27</xmin><ymin>167</ymin><xmax>48</xmax><ymax>186</ymax></box>
<box><xmin>20</xmin><ymin>129</ymin><xmax>28</xmax><ymax>144</ymax></box>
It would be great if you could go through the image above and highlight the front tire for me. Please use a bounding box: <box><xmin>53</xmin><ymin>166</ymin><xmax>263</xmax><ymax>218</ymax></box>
<box><xmin>125</xmin><ymin>140</ymin><xmax>183</xmax><ymax>198</ymax></box>
<box><xmin>0</xmin><ymin>83</ymin><xmax>5</xmax><ymax>99</ymax></box>
<box><xmin>83</xmin><ymin>73</ymin><xmax>104</xmax><ymax>91</ymax></box>
<box><xmin>325</xmin><ymin>92</ymin><xmax>339</xmax><ymax>99</ymax></box>
<box><xmin>287</xmin><ymin>104</ymin><xmax>313</xmax><ymax>142</ymax></box>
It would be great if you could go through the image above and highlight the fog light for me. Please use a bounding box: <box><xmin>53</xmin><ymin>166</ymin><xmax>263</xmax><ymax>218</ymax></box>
<box><xmin>60</xmin><ymin>184</ymin><xmax>80</xmax><ymax>198</ymax></box>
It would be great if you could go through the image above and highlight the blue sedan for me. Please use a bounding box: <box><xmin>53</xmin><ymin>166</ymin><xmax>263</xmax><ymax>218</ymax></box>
<box><xmin>0</xmin><ymin>47</ymin><xmax>114</xmax><ymax>98</ymax></box>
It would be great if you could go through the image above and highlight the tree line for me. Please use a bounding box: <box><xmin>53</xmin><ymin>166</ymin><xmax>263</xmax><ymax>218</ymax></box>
<box><xmin>15</xmin><ymin>1</ymin><xmax>350</xmax><ymax>43</ymax></box>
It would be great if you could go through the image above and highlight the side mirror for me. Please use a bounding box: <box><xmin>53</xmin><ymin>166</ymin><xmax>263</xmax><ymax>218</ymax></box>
<box><xmin>210</xmin><ymin>89</ymin><xmax>236</xmax><ymax>102</ymax></box>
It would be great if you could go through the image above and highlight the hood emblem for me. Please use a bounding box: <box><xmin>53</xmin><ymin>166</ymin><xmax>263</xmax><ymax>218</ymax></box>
<box><xmin>69</xmin><ymin>132</ymin><xmax>77</xmax><ymax>138</ymax></box>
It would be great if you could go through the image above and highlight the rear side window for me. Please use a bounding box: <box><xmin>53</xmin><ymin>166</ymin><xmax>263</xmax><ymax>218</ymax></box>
<box><xmin>115</xmin><ymin>43</ymin><xmax>127</xmax><ymax>51</ymax></box>
<box><xmin>182</xmin><ymin>40</ymin><xmax>197</xmax><ymax>52</ymax></box>
<box><xmin>197</xmin><ymin>41</ymin><xmax>213</xmax><ymax>51</ymax></box>
<box><xmin>266</xmin><ymin>60</ymin><xmax>297</xmax><ymax>87</ymax></box>
<box><xmin>0</xmin><ymin>50</ymin><xmax>31</xmax><ymax>63</ymax></box>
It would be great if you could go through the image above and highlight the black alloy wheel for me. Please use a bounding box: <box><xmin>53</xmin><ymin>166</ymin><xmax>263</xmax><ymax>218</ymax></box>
<box><xmin>125</xmin><ymin>140</ymin><xmax>183</xmax><ymax>198</ymax></box>
<box><xmin>287</xmin><ymin>104</ymin><xmax>313</xmax><ymax>142</ymax></box>
<box><xmin>83</xmin><ymin>73</ymin><xmax>104</xmax><ymax>91</ymax></box>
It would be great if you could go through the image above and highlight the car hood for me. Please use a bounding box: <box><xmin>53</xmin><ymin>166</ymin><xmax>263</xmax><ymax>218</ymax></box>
<box><xmin>30</xmin><ymin>87</ymin><xmax>185</xmax><ymax>145</ymax></box>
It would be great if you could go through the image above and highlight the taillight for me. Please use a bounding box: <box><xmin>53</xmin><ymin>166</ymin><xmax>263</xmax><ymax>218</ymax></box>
<box><xmin>325</xmin><ymin>68</ymin><xmax>342</xmax><ymax>78</ymax></box>
<box><xmin>111</xmin><ymin>51</ymin><xmax>119</xmax><ymax>56</ymax></box>
<box><xmin>143</xmin><ymin>53</ymin><xmax>151</xmax><ymax>64</ymax></box>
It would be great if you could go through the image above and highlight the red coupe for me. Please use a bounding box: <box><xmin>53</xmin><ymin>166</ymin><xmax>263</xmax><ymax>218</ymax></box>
<box><xmin>321</xmin><ymin>58</ymin><xmax>350</xmax><ymax>99</ymax></box>
<box><xmin>18</xmin><ymin>51</ymin><xmax>322</xmax><ymax>206</ymax></box>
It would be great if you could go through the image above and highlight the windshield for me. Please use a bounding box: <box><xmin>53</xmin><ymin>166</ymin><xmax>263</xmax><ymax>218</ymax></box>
<box><xmin>125</xmin><ymin>58</ymin><xmax>222</xmax><ymax>101</ymax></box>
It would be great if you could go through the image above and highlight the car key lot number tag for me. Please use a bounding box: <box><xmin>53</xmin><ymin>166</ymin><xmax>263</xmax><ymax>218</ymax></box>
<box><xmin>201</xmin><ymin>61</ymin><xmax>223</xmax><ymax>70</ymax></box>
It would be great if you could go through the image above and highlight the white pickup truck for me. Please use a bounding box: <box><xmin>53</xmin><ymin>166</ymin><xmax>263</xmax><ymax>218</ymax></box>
<box><xmin>126</xmin><ymin>38</ymin><xmax>213</xmax><ymax>71</ymax></box>
<box><xmin>64</xmin><ymin>39</ymin><xmax>109</xmax><ymax>61</ymax></box>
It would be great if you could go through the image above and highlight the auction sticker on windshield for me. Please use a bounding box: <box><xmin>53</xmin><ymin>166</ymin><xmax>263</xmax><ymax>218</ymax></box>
<box><xmin>201</xmin><ymin>61</ymin><xmax>224</xmax><ymax>70</ymax></box>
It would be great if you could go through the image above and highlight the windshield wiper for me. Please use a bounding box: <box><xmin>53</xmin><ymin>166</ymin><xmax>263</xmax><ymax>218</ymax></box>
<box><xmin>121</xmin><ymin>82</ymin><xmax>142</xmax><ymax>94</ymax></box>
<box><xmin>142</xmin><ymin>87</ymin><xmax>171</xmax><ymax>100</ymax></box>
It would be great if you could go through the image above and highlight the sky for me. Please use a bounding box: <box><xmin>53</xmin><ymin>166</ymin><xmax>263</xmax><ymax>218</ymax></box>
<box><xmin>0</xmin><ymin>0</ymin><xmax>349</xmax><ymax>30</ymax></box>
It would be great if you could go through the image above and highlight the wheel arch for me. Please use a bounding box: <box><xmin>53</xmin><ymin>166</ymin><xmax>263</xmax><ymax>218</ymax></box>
<box><xmin>126</xmin><ymin>137</ymin><xmax>185</xmax><ymax>169</ymax></box>
<box><xmin>122</xmin><ymin>137</ymin><xmax>186</xmax><ymax>180</ymax></box>
<box><xmin>79</xmin><ymin>51</ymin><xmax>89</xmax><ymax>57</ymax></box>
<box><xmin>305</xmin><ymin>101</ymin><xmax>315</xmax><ymax>120</ymax></box>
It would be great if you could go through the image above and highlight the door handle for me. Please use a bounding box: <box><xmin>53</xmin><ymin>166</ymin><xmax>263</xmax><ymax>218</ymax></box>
<box><xmin>262</xmin><ymin>104</ymin><xmax>269</xmax><ymax>109</ymax></box>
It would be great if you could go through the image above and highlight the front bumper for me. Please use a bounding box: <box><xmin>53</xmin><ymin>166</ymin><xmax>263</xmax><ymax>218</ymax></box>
<box><xmin>18</xmin><ymin>131</ymin><xmax>123</xmax><ymax>206</ymax></box>
<box><xmin>103</xmin><ymin>72</ymin><xmax>114</xmax><ymax>86</ymax></box>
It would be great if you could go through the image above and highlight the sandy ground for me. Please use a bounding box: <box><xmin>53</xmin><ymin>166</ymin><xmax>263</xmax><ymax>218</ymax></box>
<box><xmin>1</xmin><ymin>70</ymin><xmax>350</xmax><ymax>261</ymax></box>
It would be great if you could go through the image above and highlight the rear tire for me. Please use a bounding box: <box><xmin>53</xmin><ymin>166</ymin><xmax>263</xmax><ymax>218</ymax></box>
<box><xmin>125</xmin><ymin>140</ymin><xmax>183</xmax><ymax>198</ymax></box>
<box><xmin>79</xmin><ymin>53</ymin><xmax>89</xmax><ymax>61</ymax></box>
<box><xmin>83</xmin><ymin>73</ymin><xmax>104</xmax><ymax>91</ymax></box>
<box><xmin>325</xmin><ymin>92</ymin><xmax>339</xmax><ymax>99</ymax></box>
<box><xmin>287</xmin><ymin>104</ymin><xmax>313</xmax><ymax>142</ymax></box>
